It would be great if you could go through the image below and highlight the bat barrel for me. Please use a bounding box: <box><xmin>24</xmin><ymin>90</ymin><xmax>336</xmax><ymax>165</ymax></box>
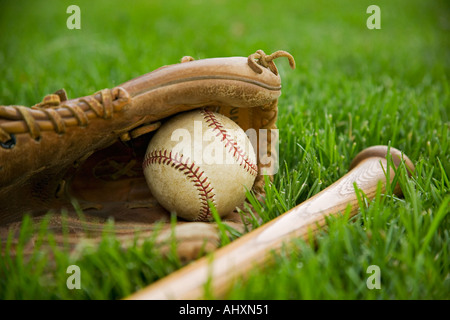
<box><xmin>350</xmin><ymin>145</ymin><xmax>414</xmax><ymax>174</ymax></box>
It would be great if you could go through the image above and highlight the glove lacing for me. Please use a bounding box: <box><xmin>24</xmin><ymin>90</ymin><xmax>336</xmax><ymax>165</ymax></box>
<box><xmin>0</xmin><ymin>87</ymin><xmax>130</xmax><ymax>148</ymax></box>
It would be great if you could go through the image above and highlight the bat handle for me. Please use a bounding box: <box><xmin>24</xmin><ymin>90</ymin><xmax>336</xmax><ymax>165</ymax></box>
<box><xmin>127</xmin><ymin>145</ymin><xmax>414</xmax><ymax>300</ymax></box>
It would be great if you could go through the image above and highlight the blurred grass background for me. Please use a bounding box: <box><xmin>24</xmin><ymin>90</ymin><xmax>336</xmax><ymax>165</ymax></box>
<box><xmin>0</xmin><ymin>0</ymin><xmax>448</xmax><ymax>299</ymax></box>
<box><xmin>1</xmin><ymin>0</ymin><xmax>448</xmax><ymax>102</ymax></box>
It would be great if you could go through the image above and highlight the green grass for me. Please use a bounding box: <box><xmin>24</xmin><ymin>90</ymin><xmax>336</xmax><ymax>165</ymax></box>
<box><xmin>1</xmin><ymin>0</ymin><xmax>449</xmax><ymax>299</ymax></box>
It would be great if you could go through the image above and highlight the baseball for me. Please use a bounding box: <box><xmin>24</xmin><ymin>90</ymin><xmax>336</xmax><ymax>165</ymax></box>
<box><xmin>143</xmin><ymin>109</ymin><xmax>258</xmax><ymax>221</ymax></box>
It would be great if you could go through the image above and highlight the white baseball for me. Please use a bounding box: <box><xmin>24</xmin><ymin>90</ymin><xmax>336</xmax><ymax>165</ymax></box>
<box><xmin>143</xmin><ymin>109</ymin><xmax>258</xmax><ymax>221</ymax></box>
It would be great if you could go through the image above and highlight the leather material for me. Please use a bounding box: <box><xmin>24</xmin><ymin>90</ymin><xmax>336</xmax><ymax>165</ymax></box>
<box><xmin>0</xmin><ymin>50</ymin><xmax>295</xmax><ymax>260</ymax></box>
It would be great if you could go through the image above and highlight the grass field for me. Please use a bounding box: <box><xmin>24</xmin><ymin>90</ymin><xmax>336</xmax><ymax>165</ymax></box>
<box><xmin>0</xmin><ymin>0</ymin><xmax>449</xmax><ymax>299</ymax></box>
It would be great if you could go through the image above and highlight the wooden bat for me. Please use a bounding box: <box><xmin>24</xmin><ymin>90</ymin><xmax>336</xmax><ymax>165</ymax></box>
<box><xmin>126</xmin><ymin>145</ymin><xmax>414</xmax><ymax>300</ymax></box>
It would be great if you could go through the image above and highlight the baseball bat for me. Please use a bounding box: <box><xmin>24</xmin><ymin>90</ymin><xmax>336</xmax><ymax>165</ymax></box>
<box><xmin>126</xmin><ymin>145</ymin><xmax>414</xmax><ymax>300</ymax></box>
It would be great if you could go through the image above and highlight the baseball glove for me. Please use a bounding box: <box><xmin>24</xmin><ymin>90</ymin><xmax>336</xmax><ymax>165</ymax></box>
<box><xmin>0</xmin><ymin>50</ymin><xmax>295</xmax><ymax>261</ymax></box>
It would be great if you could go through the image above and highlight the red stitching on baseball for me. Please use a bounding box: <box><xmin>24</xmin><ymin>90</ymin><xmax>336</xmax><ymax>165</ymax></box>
<box><xmin>201</xmin><ymin>109</ymin><xmax>258</xmax><ymax>176</ymax></box>
<box><xmin>143</xmin><ymin>150</ymin><xmax>215</xmax><ymax>221</ymax></box>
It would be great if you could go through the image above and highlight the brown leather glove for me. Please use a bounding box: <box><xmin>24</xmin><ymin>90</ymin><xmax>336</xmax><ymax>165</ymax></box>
<box><xmin>0</xmin><ymin>50</ymin><xmax>295</xmax><ymax>261</ymax></box>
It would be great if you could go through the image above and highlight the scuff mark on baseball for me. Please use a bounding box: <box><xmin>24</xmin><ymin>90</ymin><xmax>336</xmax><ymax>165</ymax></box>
<box><xmin>143</xmin><ymin>109</ymin><xmax>257</xmax><ymax>222</ymax></box>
